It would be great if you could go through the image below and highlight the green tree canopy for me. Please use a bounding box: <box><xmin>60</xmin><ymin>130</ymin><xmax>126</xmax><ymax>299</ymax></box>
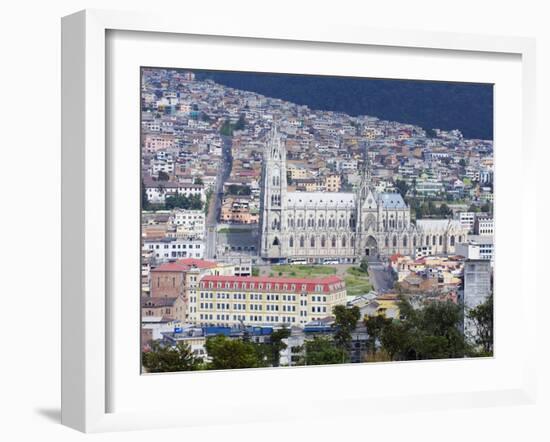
<box><xmin>467</xmin><ymin>294</ymin><xmax>493</xmax><ymax>356</ymax></box>
<box><xmin>165</xmin><ymin>193</ymin><xmax>203</xmax><ymax>210</ymax></box>
<box><xmin>205</xmin><ymin>335</ymin><xmax>267</xmax><ymax>370</ymax></box>
<box><xmin>269</xmin><ymin>327</ymin><xmax>291</xmax><ymax>367</ymax></box>
<box><xmin>371</xmin><ymin>296</ymin><xmax>469</xmax><ymax>361</ymax></box>
<box><xmin>157</xmin><ymin>170</ymin><xmax>170</xmax><ymax>181</ymax></box>
<box><xmin>395</xmin><ymin>179</ymin><xmax>409</xmax><ymax>199</ymax></box>
<box><xmin>142</xmin><ymin>341</ymin><xmax>202</xmax><ymax>373</ymax></box>
<box><xmin>141</xmin><ymin>179</ymin><xmax>149</xmax><ymax>210</ymax></box>
<box><xmin>332</xmin><ymin>305</ymin><xmax>361</xmax><ymax>353</ymax></box>
<box><xmin>364</xmin><ymin>314</ymin><xmax>392</xmax><ymax>356</ymax></box>
<box><xmin>304</xmin><ymin>337</ymin><xmax>347</xmax><ymax>365</ymax></box>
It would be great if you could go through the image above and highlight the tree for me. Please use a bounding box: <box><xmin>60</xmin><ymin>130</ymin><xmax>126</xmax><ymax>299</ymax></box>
<box><xmin>303</xmin><ymin>337</ymin><xmax>347</xmax><ymax>365</ymax></box>
<box><xmin>364</xmin><ymin>314</ymin><xmax>392</xmax><ymax>357</ymax></box>
<box><xmin>395</xmin><ymin>179</ymin><xmax>409</xmax><ymax>199</ymax></box>
<box><xmin>380</xmin><ymin>321</ymin><xmax>412</xmax><ymax>360</ymax></box>
<box><xmin>142</xmin><ymin>341</ymin><xmax>202</xmax><ymax>373</ymax></box>
<box><xmin>157</xmin><ymin>170</ymin><xmax>170</xmax><ymax>181</ymax></box>
<box><xmin>269</xmin><ymin>327</ymin><xmax>291</xmax><ymax>367</ymax></box>
<box><xmin>194</xmin><ymin>176</ymin><xmax>204</xmax><ymax>185</ymax></box>
<box><xmin>359</xmin><ymin>257</ymin><xmax>369</xmax><ymax>273</ymax></box>
<box><xmin>165</xmin><ymin>193</ymin><xmax>203</xmax><ymax>210</ymax></box>
<box><xmin>219</xmin><ymin>119</ymin><xmax>234</xmax><ymax>136</ymax></box>
<box><xmin>467</xmin><ymin>294</ymin><xmax>493</xmax><ymax>355</ymax></box>
<box><xmin>459</xmin><ymin>158</ymin><xmax>467</xmax><ymax>168</ymax></box>
<box><xmin>227</xmin><ymin>184</ymin><xmax>251</xmax><ymax>196</ymax></box>
<box><xmin>332</xmin><ymin>305</ymin><xmax>361</xmax><ymax>355</ymax></box>
<box><xmin>141</xmin><ymin>179</ymin><xmax>149</xmax><ymax>210</ymax></box>
<box><xmin>416</xmin><ymin>300</ymin><xmax>467</xmax><ymax>359</ymax></box>
<box><xmin>205</xmin><ymin>335</ymin><xmax>267</xmax><ymax>370</ymax></box>
<box><xmin>480</xmin><ymin>202</ymin><xmax>493</xmax><ymax>214</ymax></box>
<box><xmin>376</xmin><ymin>296</ymin><xmax>468</xmax><ymax>361</ymax></box>
<box><xmin>234</xmin><ymin>113</ymin><xmax>246</xmax><ymax>131</ymax></box>
<box><xmin>438</xmin><ymin>203</ymin><xmax>452</xmax><ymax>218</ymax></box>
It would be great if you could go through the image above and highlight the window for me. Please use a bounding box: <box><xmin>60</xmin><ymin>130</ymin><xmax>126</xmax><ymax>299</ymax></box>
<box><xmin>450</xmin><ymin>235</ymin><xmax>455</xmax><ymax>246</ymax></box>
<box><xmin>300</xmin><ymin>235</ymin><xmax>305</xmax><ymax>247</ymax></box>
<box><xmin>289</xmin><ymin>236</ymin><xmax>294</xmax><ymax>247</ymax></box>
<box><xmin>321</xmin><ymin>235</ymin><xmax>326</xmax><ymax>247</ymax></box>
<box><xmin>310</xmin><ymin>236</ymin><xmax>315</xmax><ymax>247</ymax></box>
<box><xmin>331</xmin><ymin>236</ymin><xmax>336</xmax><ymax>247</ymax></box>
<box><xmin>342</xmin><ymin>236</ymin><xmax>346</xmax><ymax>247</ymax></box>
<box><xmin>392</xmin><ymin>236</ymin><xmax>397</xmax><ymax>247</ymax></box>
<box><xmin>403</xmin><ymin>236</ymin><xmax>408</xmax><ymax>247</ymax></box>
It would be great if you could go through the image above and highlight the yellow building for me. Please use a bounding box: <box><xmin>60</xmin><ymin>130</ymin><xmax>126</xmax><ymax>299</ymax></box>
<box><xmin>195</xmin><ymin>275</ymin><xmax>347</xmax><ymax>327</ymax></box>
<box><xmin>324</xmin><ymin>174</ymin><xmax>341</xmax><ymax>192</ymax></box>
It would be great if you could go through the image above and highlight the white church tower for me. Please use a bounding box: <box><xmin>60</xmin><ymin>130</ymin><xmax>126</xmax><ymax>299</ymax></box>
<box><xmin>259</xmin><ymin>126</ymin><xmax>288</xmax><ymax>260</ymax></box>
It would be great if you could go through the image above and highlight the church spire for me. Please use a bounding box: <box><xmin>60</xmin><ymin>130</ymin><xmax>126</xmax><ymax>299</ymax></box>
<box><xmin>267</xmin><ymin>123</ymin><xmax>285</xmax><ymax>161</ymax></box>
<box><xmin>359</xmin><ymin>142</ymin><xmax>372</xmax><ymax>197</ymax></box>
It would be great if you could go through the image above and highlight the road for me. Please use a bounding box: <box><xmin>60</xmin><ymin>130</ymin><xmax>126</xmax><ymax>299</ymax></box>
<box><xmin>205</xmin><ymin>135</ymin><xmax>233</xmax><ymax>259</ymax></box>
<box><xmin>367</xmin><ymin>257</ymin><xmax>395</xmax><ymax>293</ymax></box>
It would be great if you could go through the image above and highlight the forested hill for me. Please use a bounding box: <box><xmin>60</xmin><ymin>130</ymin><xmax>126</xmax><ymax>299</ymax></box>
<box><xmin>195</xmin><ymin>71</ymin><xmax>493</xmax><ymax>140</ymax></box>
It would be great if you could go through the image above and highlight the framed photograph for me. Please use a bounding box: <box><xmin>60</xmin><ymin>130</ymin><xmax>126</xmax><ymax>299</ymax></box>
<box><xmin>61</xmin><ymin>9</ymin><xmax>537</xmax><ymax>433</ymax></box>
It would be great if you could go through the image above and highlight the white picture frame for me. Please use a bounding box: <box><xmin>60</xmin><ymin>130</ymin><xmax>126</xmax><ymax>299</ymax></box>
<box><xmin>61</xmin><ymin>9</ymin><xmax>537</xmax><ymax>433</ymax></box>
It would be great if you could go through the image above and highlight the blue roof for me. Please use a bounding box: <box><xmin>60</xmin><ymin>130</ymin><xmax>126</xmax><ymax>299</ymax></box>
<box><xmin>378</xmin><ymin>192</ymin><xmax>407</xmax><ymax>209</ymax></box>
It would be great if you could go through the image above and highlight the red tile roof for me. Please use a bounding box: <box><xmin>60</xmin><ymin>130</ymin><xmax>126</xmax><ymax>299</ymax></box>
<box><xmin>199</xmin><ymin>275</ymin><xmax>345</xmax><ymax>293</ymax></box>
<box><xmin>151</xmin><ymin>258</ymin><xmax>218</xmax><ymax>272</ymax></box>
<box><xmin>389</xmin><ymin>253</ymin><xmax>403</xmax><ymax>263</ymax></box>
<box><xmin>176</xmin><ymin>258</ymin><xmax>217</xmax><ymax>269</ymax></box>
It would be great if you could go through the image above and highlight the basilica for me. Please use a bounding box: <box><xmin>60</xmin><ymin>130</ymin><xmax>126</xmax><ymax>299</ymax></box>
<box><xmin>259</xmin><ymin>127</ymin><xmax>468</xmax><ymax>263</ymax></box>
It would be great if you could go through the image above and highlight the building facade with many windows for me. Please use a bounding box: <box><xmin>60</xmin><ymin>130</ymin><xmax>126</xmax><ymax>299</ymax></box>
<box><xmin>195</xmin><ymin>275</ymin><xmax>347</xmax><ymax>327</ymax></box>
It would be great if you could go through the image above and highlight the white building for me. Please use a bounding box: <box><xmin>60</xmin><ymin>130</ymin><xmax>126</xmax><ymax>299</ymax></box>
<box><xmin>457</xmin><ymin>235</ymin><xmax>494</xmax><ymax>262</ymax></box>
<box><xmin>170</xmin><ymin>209</ymin><xmax>206</xmax><ymax>237</ymax></box>
<box><xmin>143</xmin><ymin>178</ymin><xmax>206</xmax><ymax>204</ymax></box>
<box><xmin>462</xmin><ymin>259</ymin><xmax>492</xmax><ymax>342</ymax></box>
<box><xmin>457</xmin><ymin>211</ymin><xmax>476</xmax><ymax>233</ymax></box>
<box><xmin>144</xmin><ymin>237</ymin><xmax>205</xmax><ymax>261</ymax></box>
<box><xmin>474</xmin><ymin>216</ymin><xmax>494</xmax><ymax>235</ymax></box>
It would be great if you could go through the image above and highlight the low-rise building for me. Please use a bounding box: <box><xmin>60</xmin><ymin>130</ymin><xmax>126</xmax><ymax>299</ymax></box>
<box><xmin>456</xmin><ymin>235</ymin><xmax>494</xmax><ymax>262</ymax></box>
<box><xmin>324</xmin><ymin>174</ymin><xmax>342</xmax><ymax>192</ymax></box>
<box><xmin>141</xmin><ymin>295</ymin><xmax>186</xmax><ymax>324</ymax></box>
<box><xmin>170</xmin><ymin>209</ymin><xmax>206</xmax><ymax>237</ymax></box>
<box><xmin>474</xmin><ymin>215</ymin><xmax>494</xmax><ymax>235</ymax></box>
<box><xmin>144</xmin><ymin>237</ymin><xmax>205</xmax><ymax>261</ymax></box>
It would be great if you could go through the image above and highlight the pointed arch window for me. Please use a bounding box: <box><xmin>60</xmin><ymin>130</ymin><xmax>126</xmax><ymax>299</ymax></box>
<box><xmin>321</xmin><ymin>235</ymin><xmax>326</xmax><ymax>247</ymax></box>
<box><xmin>342</xmin><ymin>236</ymin><xmax>347</xmax><ymax>247</ymax></box>
<box><xmin>272</xmin><ymin>237</ymin><xmax>280</xmax><ymax>246</ymax></box>
<box><xmin>299</xmin><ymin>235</ymin><xmax>305</xmax><ymax>248</ymax></box>
<box><xmin>289</xmin><ymin>236</ymin><xmax>294</xmax><ymax>247</ymax></box>
<box><xmin>432</xmin><ymin>236</ymin><xmax>436</xmax><ymax>246</ymax></box>
<box><xmin>450</xmin><ymin>235</ymin><xmax>455</xmax><ymax>246</ymax></box>
<box><xmin>331</xmin><ymin>236</ymin><xmax>337</xmax><ymax>248</ymax></box>
<box><xmin>439</xmin><ymin>235</ymin><xmax>443</xmax><ymax>246</ymax></box>
<box><xmin>351</xmin><ymin>235</ymin><xmax>355</xmax><ymax>247</ymax></box>
<box><xmin>403</xmin><ymin>236</ymin><xmax>408</xmax><ymax>247</ymax></box>
<box><xmin>310</xmin><ymin>236</ymin><xmax>315</xmax><ymax>247</ymax></box>
<box><xmin>413</xmin><ymin>236</ymin><xmax>417</xmax><ymax>247</ymax></box>
<box><xmin>385</xmin><ymin>236</ymin><xmax>389</xmax><ymax>247</ymax></box>
<box><xmin>393</xmin><ymin>236</ymin><xmax>397</xmax><ymax>247</ymax></box>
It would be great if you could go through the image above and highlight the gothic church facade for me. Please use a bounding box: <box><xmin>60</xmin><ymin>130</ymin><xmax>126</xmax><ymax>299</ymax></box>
<box><xmin>259</xmin><ymin>127</ymin><xmax>468</xmax><ymax>263</ymax></box>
